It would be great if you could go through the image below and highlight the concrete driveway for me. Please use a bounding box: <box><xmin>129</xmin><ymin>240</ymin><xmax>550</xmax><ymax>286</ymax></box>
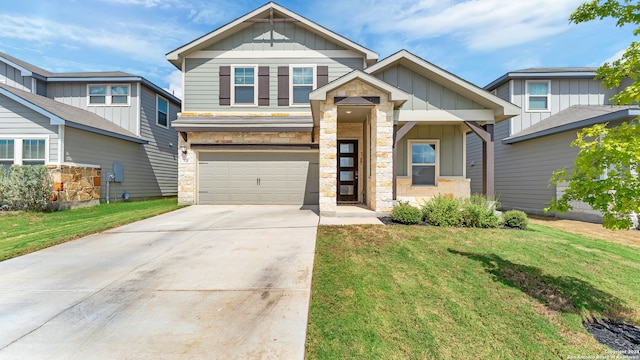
<box><xmin>0</xmin><ymin>205</ymin><xmax>319</xmax><ymax>359</ymax></box>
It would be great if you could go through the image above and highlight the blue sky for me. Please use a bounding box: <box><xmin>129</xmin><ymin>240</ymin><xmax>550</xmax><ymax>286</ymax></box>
<box><xmin>0</xmin><ymin>0</ymin><xmax>635</xmax><ymax>98</ymax></box>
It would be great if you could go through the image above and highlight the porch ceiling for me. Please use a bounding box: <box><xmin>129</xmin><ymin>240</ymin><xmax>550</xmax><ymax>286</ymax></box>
<box><xmin>338</xmin><ymin>106</ymin><xmax>370</xmax><ymax>122</ymax></box>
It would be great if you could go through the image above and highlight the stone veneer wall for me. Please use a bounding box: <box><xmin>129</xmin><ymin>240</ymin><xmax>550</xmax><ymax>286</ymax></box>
<box><xmin>47</xmin><ymin>165</ymin><xmax>101</xmax><ymax>209</ymax></box>
<box><xmin>396</xmin><ymin>177</ymin><xmax>470</xmax><ymax>207</ymax></box>
<box><xmin>319</xmin><ymin>79</ymin><xmax>395</xmax><ymax>215</ymax></box>
<box><xmin>178</xmin><ymin>130</ymin><xmax>314</xmax><ymax>205</ymax></box>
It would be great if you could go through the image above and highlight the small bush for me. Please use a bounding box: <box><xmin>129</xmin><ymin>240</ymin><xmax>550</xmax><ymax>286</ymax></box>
<box><xmin>1</xmin><ymin>165</ymin><xmax>54</xmax><ymax>212</ymax></box>
<box><xmin>422</xmin><ymin>195</ymin><xmax>463</xmax><ymax>227</ymax></box>
<box><xmin>503</xmin><ymin>210</ymin><xmax>528</xmax><ymax>229</ymax></box>
<box><xmin>460</xmin><ymin>195</ymin><xmax>500</xmax><ymax>228</ymax></box>
<box><xmin>391</xmin><ymin>202</ymin><xmax>423</xmax><ymax>225</ymax></box>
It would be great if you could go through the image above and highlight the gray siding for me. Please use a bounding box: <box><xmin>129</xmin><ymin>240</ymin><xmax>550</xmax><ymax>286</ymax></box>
<box><xmin>206</xmin><ymin>22</ymin><xmax>346</xmax><ymax>52</ymax></box>
<box><xmin>184</xmin><ymin>57</ymin><xmax>362</xmax><ymax>112</ymax></box>
<box><xmin>375</xmin><ymin>65</ymin><xmax>486</xmax><ymax>111</ymax></box>
<box><xmin>0</xmin><ymin>62</ymin><xmax>32</xmax><ymax>92</ymax></box>
<box><xmin>496</xmin><ymin>82</ymin><xmax>510</xmax><ymax>101</ymax></box>
<box><xmin>64</xmin><ymin>127</ymin><xmax>164</xmax><ymax>201</ymax></box>
<box><xmin>0</xmin><ymin>95</ymin><xmax>59</xmax><ymax>164</ymax></box>
<box><xmin>47</xmin><ymin>82</ymin><xmax>139</xmax><ymax>134</ymax></box>
<box><xmin>139</xmin><ymin>85</ymin><xmax>179</xmax><ymax>196</ymax></box>
<box><xmin>466</xmin><ymin>130</ymin><xmax>483</xmax><ymax>195</ymax></box>
<box><xmin>509</xmin><ymin>78</ymin><xmax>618</xmax><ymax>135</ymax></box>
<box><xmin>395</xmin><ymin>124</ymin><xmax>465</xmax><ymax>177</ymax></box>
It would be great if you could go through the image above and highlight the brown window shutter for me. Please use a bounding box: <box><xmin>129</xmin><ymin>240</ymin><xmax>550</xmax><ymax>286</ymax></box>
<box><xmin>317</xmin><ymin>66</ymin><xmax>329</xmax><ymax>88</ymax></box>
<box><xmin>278</xmin><ymin>66</ymin><xmax>289</xmax><ymax>106</ymax></box>
<box><xmin>219</xmin><ymin>66</ymin><xmax>230</xmax><ymax>106</ymax></box>
<box><xmin>258</xmin><ymin>66</ymin><xmax>270</xmax><ymax>106</ymax></box>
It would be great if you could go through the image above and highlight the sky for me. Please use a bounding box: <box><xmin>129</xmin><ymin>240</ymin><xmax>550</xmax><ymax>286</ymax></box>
<box><xmin>0</xmin><ymin>0</ymin><xmax>636</xmax><ymax>99</ymax></box>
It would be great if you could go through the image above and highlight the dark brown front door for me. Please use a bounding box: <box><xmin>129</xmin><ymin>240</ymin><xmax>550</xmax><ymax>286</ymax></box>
<box><xmin>337</xmin><ymin>140</ymin><xmax>358</xmax><ymax>202</ymax></box>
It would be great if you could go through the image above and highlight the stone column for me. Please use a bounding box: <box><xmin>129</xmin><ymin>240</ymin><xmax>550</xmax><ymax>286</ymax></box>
<box><xmin>178</xmin><ymin>136</ymin><xmax>196</xmax><ymax>205</ymax></box>
<box><xmin>319</xmin><ymin>104</ymin><xmax>338</xmax><ymax>216</ymax></box>
<box><xmin>372</xmin><ymin>104</ymin><xmax>394</xmax><ymax>213</ymax></box>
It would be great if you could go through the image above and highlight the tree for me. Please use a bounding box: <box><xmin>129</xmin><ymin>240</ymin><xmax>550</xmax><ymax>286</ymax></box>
<box><xmin>546</xmin><ymin>0</ymin><xmax>640</xmax><ymax>230</ymax></box>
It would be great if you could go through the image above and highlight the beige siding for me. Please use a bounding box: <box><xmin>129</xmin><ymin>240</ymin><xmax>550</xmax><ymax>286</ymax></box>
<box><xmin>47</xmin><ymin>82</ymin><xmax>139</xmax><ymax>134</ymax></box>
<box><xmin>139</xmin><ymin>86</ymin><xmax>179</xmax><ymax>196</ymax></box>
<box><xmin>0</xmin><ymin>95</ymin><xmax>59</xmax><ymax>164</ymax></box>
<box><xmin>0</xmin><ymin>62</ymin><xmax>32</xmax><ymax>92</ymax></box>
<box><xmin>395</xmin><ymin>124</ymin><xmax>465</xmax><ymax>177</ymax></box>
<box><xmin>375</xmin><ymin>65</ymin><xmax>487</xmax><ymax>111</ymax></box>
<box><xmin>64</xmin><ymin>127</ymin><xmax>164</xmax><ymax>201</ymax></box>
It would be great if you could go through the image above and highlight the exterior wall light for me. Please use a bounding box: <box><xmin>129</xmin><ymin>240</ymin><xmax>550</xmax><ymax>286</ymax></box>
<box><xmin>180</xmin><ymin>144</ymin><xmax>187</xmax><ymax>154</ymax></box>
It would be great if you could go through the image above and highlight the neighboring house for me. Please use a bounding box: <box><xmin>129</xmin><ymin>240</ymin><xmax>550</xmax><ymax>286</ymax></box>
<box><xmin>166</xmin><ymin>2</ymin><xmax>519</xmax><ymax>215</ymax></box>
<box><xmin>0</xmin><ymin>52</ymin><xmax>181</xmax><ymax>208</ymax></box>
<box><xmin>466</xmin><ymin>68</ymin><xmax>639</xmax><ymax>222</ymax></box>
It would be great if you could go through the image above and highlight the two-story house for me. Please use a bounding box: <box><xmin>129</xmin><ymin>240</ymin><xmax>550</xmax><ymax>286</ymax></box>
<box><xmin>0</xmin><ymin>52</ymin><xmax>181</xmax><ymax>208</ymax></box>
<box><xmin>167</xmin><ymin>2</ymin><xmax>520</xmax><ymax>216</ymax></box>
<box><xmin>466</xmin><ymin>68</ymin><xmax>639</xmax><ymax>222</ymax></box>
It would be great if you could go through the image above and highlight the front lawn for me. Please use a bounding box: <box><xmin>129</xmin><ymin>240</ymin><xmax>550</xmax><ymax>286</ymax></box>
<box><xmin>306</xmin><ymin>224</ymin><xmax>640</xmax><ymax>359</ymax></box>
<box><xmin>0</xmin><ymin>198</ymin><xmax>182</xmax><ymax>261</ymax></box>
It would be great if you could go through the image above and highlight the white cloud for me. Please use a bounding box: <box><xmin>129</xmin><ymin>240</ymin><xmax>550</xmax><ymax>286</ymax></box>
<box><xmin>603</xmin><ymin>48</ymin><xmax>626</xmax><ymax>64</ymax></box>
<box><xmin>163</xmin><ymin>69</ymin><xmax>183</xmax><ymax>99</ymax></box>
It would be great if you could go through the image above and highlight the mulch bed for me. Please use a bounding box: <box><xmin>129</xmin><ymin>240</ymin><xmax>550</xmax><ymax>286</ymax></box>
<box><xmin>584</xmin><ymin>319</ymin><xmax>640</xmax><ymax>353</ymax></box>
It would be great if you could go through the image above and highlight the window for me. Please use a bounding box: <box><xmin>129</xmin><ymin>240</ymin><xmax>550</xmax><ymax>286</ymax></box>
<box><xmin>22</xmin><ymin>139</ymin><xmax>46</xmax><ymax>165</ymax></box>
<box><xmin>88</xmin><ymin>84</ymin><xmax>130</xmax><ymax>105</ymax></box>
<box><xmin>232</xmin><ymin>66</ymin><xmax>256</xmax><ymax>105</ymax></box>
<box><xmin>291</xmin><ymin>66</ymin><xmax>315</xmax><ymax>105</ymax></box>
<box><xmin>0</xmin><ymin>139</ymin><xmax>14</xmax><ymax>168</ymax></box>
<box><xmin>409</xmin><ymin>140</ymin><xmax>439</xmax><ymax>186</ymax></box>
<box><xmin>157</xmin><ymin>96</ymin><xmax>168</xmax><ymax>127</ymax></box>
<box><xmin>0</xmin><ymin>138</ymin><xmax>47</xmax><ymax>166</ymax></box>
<box><xmin>526</xmin><ymin>80</ymin><xmax>550</xmax><ymax>111</ymax></box>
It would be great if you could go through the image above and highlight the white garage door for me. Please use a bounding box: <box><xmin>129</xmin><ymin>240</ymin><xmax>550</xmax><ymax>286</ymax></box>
<box><xmin>198</xmin><ymin>152</ymin><xmax>319</xmax><ymax>205</ymax></box>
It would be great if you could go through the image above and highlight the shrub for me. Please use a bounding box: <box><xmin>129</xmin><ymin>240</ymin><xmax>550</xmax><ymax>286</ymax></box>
<box><xmin>1</xmin><ymin>165</ymin><xmax>54</xmax><ymax>212</ymax></box>
<box><xmin>460</xmin><ymin>195</ymin><xmax>500</xmax><ymax>228</ymax></box>
<box><xmin>391</xmin><ymin>202</ymin><xmax>423</xmax><ymax>225</ymax></box>
<box><xmin>421</xmin><ymin>195</ymin><xmax>463</xmax><ymax>227</ymax></box>
<box><xmin>503</xmin><ymin>210</ymin><xmax>529</xmax><ymax>229</ymax></box>
<box><xmin>0</xmin><ymin>166</ymin><xmax>8</xmax><ymax>207</ymax></box>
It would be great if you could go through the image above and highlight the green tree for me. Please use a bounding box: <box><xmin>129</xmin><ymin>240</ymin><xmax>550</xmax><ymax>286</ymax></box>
<box><xmin>547</xmin><ymin>0</ymin><xmax>640</xmax><ymax>230</ymax></box>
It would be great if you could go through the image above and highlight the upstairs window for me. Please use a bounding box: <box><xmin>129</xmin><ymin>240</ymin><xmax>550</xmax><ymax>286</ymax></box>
<box><xmin>157</xmin><ymin>96</ymin><xmax>168</xmax><ymax>127</ymax></box>
<box><xmin>232</xmin><ymin>66</ymin><xmax>256</xmax><ymax>105</ymax></box>
<box><xmin>88</xmin><ymin>84</ymin><xmax>130</xmax><ymax>106</ymax></box>
<box><xmin>0</xmin><ymin>139</ymin><xmax>14</xmax><ymax>168</ymax></box>
<box><xmin>291</xmin><ymin>66</ymin><xmax>315</xmax><ymax>105</ymax></box>
<box><xmin>409</xmin><ymin>140</ymin><xmax>439</xmax><ymax>186</ymax></box>
<box><xmin>526</xmin><ymin>80</ymin><xmax>550</xmax><ymax>111</ymax></box>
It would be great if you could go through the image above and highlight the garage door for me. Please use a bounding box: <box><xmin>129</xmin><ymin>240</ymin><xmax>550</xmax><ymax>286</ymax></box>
<box><xmin>198</xmin><ymin>152</ymin><xmax>319</xmax><ymax>205</ymax></box>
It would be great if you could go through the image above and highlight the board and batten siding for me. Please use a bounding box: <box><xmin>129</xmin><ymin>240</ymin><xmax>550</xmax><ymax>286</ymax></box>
<box><xmin>509</xmin><ymin>78</ymin><xmax>617</xmax><ymax>135</ymax></box>
<box><xmin>64</xmin><ymin>127</ymin><xmax>163</xmax><ymax>201</ymax></box>
<box><xmin>374</xmin><ymin>65</ymin><xmax>487</xmax><ymax>111</ymax></box>
<box><xmin>138</xmin><ymin>85</ymin><xmax>179</xmax><ymax>196</ymax></box>
<box><xmin>0</xmin><ymin>95</ymin><xmax>59</xmax><ymax>164</ymax></box>
<box><xmin>395</xmin><ymin>124</ymin><xmax>465</xmax><ymax>177</ymax></box>
<box><xmin>184</xmin><ymin>57</ymin><xmax>362</xmax><ymax>112</ymax></box>
<box><xmin>0</xmin><ymin>62</ymin><xmax>33</xmax><ymax>92</ymax></box>
<box><xmin>47</xmin><ymin>82</ymin><xmax>139</xmax><ymax>134</ymax></box>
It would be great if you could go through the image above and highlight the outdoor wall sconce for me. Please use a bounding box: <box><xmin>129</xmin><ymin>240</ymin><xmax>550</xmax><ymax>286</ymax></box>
<box><xmin>180</xmin><ymin>144</ymin><xmax>187</xmax><ymax>154</ymax></box>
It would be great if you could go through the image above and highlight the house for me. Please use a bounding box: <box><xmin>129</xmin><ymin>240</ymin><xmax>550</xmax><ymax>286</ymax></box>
<box><xmin>166</xmin><ymin>2</ymin><xmax>520</xmax><ymax>215</ymax></box>
<box><xmin>466</xmin><ymin>68</ymin><xmax>639</xmax><ymax>222</ymax></box>
<box><xmin>0</xmin><ymin>52</ymin><xmax>181</xmax><ymax>208</ymax></box>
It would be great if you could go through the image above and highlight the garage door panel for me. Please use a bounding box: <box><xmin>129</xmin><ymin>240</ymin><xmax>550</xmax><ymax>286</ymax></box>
<box><xmin>198</xmin><ymin>152</ymin><xmax>319</xmax><ymax>205</ymax></box>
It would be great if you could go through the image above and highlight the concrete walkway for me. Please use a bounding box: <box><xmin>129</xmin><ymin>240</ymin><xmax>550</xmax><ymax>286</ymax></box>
<box><xmin>0</xmin><ymin>205</ymin><xmax>318</xmax><ymax>359</ymax></box>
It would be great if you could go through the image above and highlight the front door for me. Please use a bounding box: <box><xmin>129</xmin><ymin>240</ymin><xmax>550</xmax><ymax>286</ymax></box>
<box><xmin>337</xmin><ymin>140</ymin><xmax>358</xmax><ymax>202</ymax></box>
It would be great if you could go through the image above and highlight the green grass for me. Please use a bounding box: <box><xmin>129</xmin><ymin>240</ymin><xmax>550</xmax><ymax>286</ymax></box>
<box><xmin>0</xmin><ymin>198</ymin><xmax>182</xmax><ymax>261</ymax></box>
<box><xmin>306</xmin><ymin>224</ymin><xmax>640</xmax><ymax>359</ymax></box>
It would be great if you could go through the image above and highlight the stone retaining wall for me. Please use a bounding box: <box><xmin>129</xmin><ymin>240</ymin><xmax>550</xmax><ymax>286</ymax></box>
<box><xmin>47</xmin><ymin>165</ymin><xmax>101</xmax><ymax>209</ymax></box>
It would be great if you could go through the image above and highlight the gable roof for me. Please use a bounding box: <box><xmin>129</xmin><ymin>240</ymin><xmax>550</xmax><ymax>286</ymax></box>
<box><xmin>166</xmin><ymin>2</ymin><xmax>378</xmax><ymax>68</ymax></box>
<box><xmin>0</xmin><ymin>83</ymin><xmax>147</xmax><ymax>144</ymax></box>
<box><xmin>366</xmin><ymin>50</ymin><xmax>520</xmax><ymax>122</ymax></box>
<box><xmin>503</xmin><ymin>105</ymin><xmax>640</xmax><ymax>144</ymax></box>
<box><xmin>485</xmin><ymin>67</ymin><xmax>597</xmax><ymax>90</ymax></box>
<box><xmin>0</xmin><ymin>51</ymin><xmax>51</xmax><ymax>78</ymax></box>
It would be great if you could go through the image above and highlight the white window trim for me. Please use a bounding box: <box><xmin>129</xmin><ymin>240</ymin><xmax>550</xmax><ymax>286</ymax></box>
<box><xmin>289</xmin><ymin>64</ymin><xmax>316</xmax><ymax>107</ymax></box>
<box><xmin>525</xmin><ymin>80</ymin><xmax>550</xmax><ymax>112</ymax></box>
<box><xmin>87</xmin><ymin>84</ymin><xmax>131</xmax><ymax>106</ymax></box>
<box><xmin>231</xmin><ymin>65</ymin><xmax>258</xmax><ymax>106</ymax></box>
<box><xmin>0</xmin><ymin>135</ymin><xmax>50</xmax><ymax>165</ymax></box>
<box><xmin>156</xmin><ymin>95</ymin><xmax>169</xmax><ymax>128</ymax></box>
<box><xmin>408</xmin><ymin>139</ymin><xmax>440</xmax><ymax>186</ymax></box>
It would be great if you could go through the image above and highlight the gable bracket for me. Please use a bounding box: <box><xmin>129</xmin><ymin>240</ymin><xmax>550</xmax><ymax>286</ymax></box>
<box><xmin>244</xmin><ymin>8</ymin><xmax>300</xmax><ymax>47</ymax></box>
